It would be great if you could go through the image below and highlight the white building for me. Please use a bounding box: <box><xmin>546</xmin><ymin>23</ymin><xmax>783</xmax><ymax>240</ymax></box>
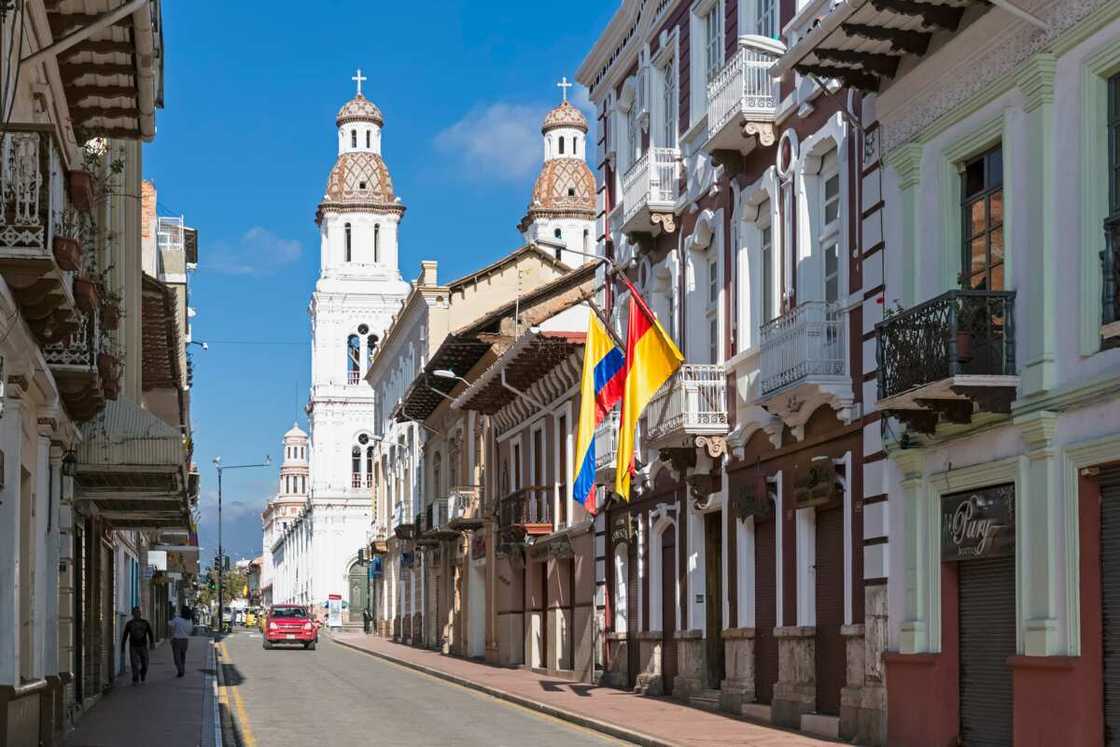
<box><xmin>260</xmin><ymin>424</ymin><xmax>310</xmax><ymax>606</ymax></box>
<box><xmin>270</xmin><ymin>74</ymin><xmax>410</xmax><ymax>616</ymax></box>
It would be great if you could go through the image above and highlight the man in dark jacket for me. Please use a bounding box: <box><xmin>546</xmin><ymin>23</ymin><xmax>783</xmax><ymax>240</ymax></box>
<box><xmin>120</xmin><ymin>606</ymin><xmax>155</xmax><ymax>684</ymax></box>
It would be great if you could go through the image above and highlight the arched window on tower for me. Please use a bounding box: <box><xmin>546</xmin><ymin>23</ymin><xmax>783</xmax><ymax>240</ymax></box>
<box><xmin>352</xmin><ymin>447</ymin><xmax>361</xmax><ymax>488</ymax></box>
<box><xmin>374</xmin><ymin>224</ymin><xmax>380</xmax><ymax>263</ymax></box>
<box><xmin>366</xmin><ymin>447</ymin><xmax>374</xmax><ymax>488</ymax></box>
<box><xmin>574</xmin><ymin>135</ymin><xmax>580</xmax><ymax>153</ymax></box>
<box><xmin>559</xmin><ymin>136</ymin><xmax>565</xmax><ymax>155</ymax></box>
<box><xmin>344</xmin><ymin>223</ymin><xmax>352</xmax><ymax>262</ymax></box>
<box><xmin>347</xmin><ymin>335</ymin><xmax>361</xmax><ymax>384</ymax></box>
<box><xmin>351</xmin><ymin>129</ymin><xmax>357</xmax><ymax>148</ymax></box>
<box><xmin>365</xmin><ymin>130</ymin><xmax>371</xmax><ymax>148</ymax></box>
<box><xmin>367</xmin><ymin>335</ymin><xmax>377</xmax><ymax>364</ymax></box>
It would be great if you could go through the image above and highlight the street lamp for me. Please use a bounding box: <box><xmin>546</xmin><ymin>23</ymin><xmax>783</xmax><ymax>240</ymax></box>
<box><xmin>432</xmin><ymin>369</ymin><xmax>469</xmax><ymax>386</ymax></box>
<box><xmin>213</xmin><ymin>454</ymin><xmax>271</xmax><ymax>633</ymax></box>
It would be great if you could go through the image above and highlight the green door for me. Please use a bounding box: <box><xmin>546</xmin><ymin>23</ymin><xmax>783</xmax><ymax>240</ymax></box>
<box><xmin>349</xmin><ymin>563</ymin><xmax>369</xmax><ymax>621</ymax></box>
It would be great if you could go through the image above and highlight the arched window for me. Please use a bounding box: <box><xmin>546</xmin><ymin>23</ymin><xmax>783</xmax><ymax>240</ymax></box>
<box><xmin>347</xmin><ymin>335</ymin><xmax>361</xmax><ymax>384</ymax></box>
<box><xmin>365</xmin><ymin>130</ymin><xmax>371</xmax><ymax>148</ymax></box>
<box><xmin>367</xmin><ymin>335</ymin><xmax>377</xmax><ymax>362</ymax></box>
<box><xmin>374</xmin><ymin>224</ymin><xmax>380</xmax><ymax>263</ymax></box>
<box><xmin>366</xmin><ymin>447</ymin><xmax>375</xmax><ymax>487</ymax></box>
<box><xmin>559</xmin><ymin>136</ymin><xmax>565</xmax><ymax>154</ymax></box>
<box><xmin>583</xmin><ymin>228</ymin><xmax>590</xmax><ymax>256</ymax></box>
<box><xmin>352</xmin><ymin>447</ymin><xmax>361</xmax><ymax>488</ymax></box>
<box><xmin>574</xmin><ymin>135</ymin><xmax>580</xmax><ymax>153</ymax></box>
<box><xmin>351</xmin><ymin>129</ymin><xmax>357</xmax><ymax>148</ymax></box>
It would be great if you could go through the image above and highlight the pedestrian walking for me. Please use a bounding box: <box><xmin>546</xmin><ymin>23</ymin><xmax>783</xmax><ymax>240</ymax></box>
<box><xmin>171</xmin><ymin>605</ymin><xmax>194</xmax><ymax>677</ymax></box>
<box><xmin>120</xmin><ymin>607</ymin><xmax>154</xmax><ymax>684</ymax></box>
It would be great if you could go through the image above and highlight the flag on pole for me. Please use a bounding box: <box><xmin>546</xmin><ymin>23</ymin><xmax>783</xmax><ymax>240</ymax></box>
<box><xmin>572</xmin><ymin>312</ymin><xmax>625</xmax><ymax>514</ymax></box>
<box><xmin>615</xmin><ymin>278</ymin><xmax>684</xmax><ymax>500</ymax></box>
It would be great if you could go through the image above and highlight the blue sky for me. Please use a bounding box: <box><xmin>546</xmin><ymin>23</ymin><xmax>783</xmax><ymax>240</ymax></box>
<box><xmin>144</xmin><ymin>2</ymin><xmax>615</xmax><ymax>562</ymax></box>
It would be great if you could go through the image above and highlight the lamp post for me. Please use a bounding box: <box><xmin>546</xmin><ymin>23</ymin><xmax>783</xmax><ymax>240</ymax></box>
<box><xmin>212</xmin><ymin>455</ymin><xmax>270</xmax><ymax>633</ymax></box>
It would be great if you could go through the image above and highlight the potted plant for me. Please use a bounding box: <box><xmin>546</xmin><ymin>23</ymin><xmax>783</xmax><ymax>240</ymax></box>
<box><xmin>52</xmin><ymin>209</ymin><xmax>84</xmax><ymax>271</ymax></box>
<box><xmin>73</xmin><ymin>274</ymin><xmax>99</xmax><ymax>314</ymax></box>
<box><xmin>100</xmin><ymin>288</ymin><xmax>123</xmax><ymax>331</ymax></box>
<box><xmin>67</xmin><ymin>169</ymin><xmax>95</xmax><ymax>212</ymax></box>
<box><xmin>97</xmin><ymin>350</ymin><xmax>119</xmax><ymax>382</ymax></box>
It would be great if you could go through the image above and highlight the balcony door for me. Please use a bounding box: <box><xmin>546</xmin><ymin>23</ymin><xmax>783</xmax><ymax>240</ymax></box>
<box><xmin>961</xmin><ymin>145</ymin><xmax>1004</xmax><ymax>291</ymax></box>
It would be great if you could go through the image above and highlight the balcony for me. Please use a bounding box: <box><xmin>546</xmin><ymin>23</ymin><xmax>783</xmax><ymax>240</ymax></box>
<box><xmin>642</xmin><ymin>364</ymin><xmax>729</xmax><ymax>451</ymax></box>
<box><xmin>448</xmin><ymin>486</ymin><xmax>483</xmax><ymax>531</ymax></box>
<box><xmin>876</xmin><ymin>289</ymin><xmax>1017</xmax><ymax>434</ymax></box>
<box><xmin>621</xmin><ymin>147</ymin><xmax>680</xmax><ymax>239</ymax></box>
<box><xmin>1103</xmin><ymin>214</ymin><xmax>1120</xmax><ymax>347</ymax></box>
<box><xmin>594</xmin><ymin>411</ymin><xmax>621</xmax><ymax>484</ymax></box>
<box><xmin>0</xmin><ymin>129</ymin><xmax>82</xmax><ymax>344</ymax></box>
<box><xmin>420</xmin><ymin>497</ymin><xmax>456</xmax><ymax>542</ymax></box>
<box><xmin>703</xmin><ymin>37</ymin><xmax>784</xmax><ymax>161</ymax></box>
<box><xmin>497</xmin><ymin>486</ymin><xmax>553</xmax><ymax>541</ymax></box>
<box><xmin>43</xmin><ymin>313</ymin><xmax>105</xmax><ymax>423</ymax></box>
<box><xmin>759</xmin><ymin>301</ymin><xmax>853</xmax><ymax>434</ymax></box>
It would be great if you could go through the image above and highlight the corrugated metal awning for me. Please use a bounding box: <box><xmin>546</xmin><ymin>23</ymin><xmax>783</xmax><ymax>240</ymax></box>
<box><xmin>77</xmin><ymin>396</ymin><xmax>184</xmax><ymax>468</ymax></box>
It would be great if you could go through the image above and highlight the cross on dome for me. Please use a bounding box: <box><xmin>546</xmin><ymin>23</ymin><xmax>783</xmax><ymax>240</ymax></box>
<box><xmin>352</xmin><ymin>68</ymin><xmax>367</xmax><ymax>96</ymax></box>
<box><xmin>557</xmin><ymin>76</ymin><xmax>572</xmax><ymax>102</ymax></box>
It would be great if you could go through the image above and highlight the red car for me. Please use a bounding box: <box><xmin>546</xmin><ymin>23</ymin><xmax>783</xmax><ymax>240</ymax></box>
<box><xmin>262</xmin><ymin>605</ymin><xmax>318</xmax><ymax>650</ymax></box>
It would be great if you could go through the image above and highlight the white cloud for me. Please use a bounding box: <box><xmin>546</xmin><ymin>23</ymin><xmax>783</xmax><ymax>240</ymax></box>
<box><xmin>435</xmin><ymin>102</ymin><xmax>548</xmax><ymax>182</ymax></box>
<box><xmin>210</xmin><ymin>226</ymin><xmax>303</xmax><ymax>275</ymax></box>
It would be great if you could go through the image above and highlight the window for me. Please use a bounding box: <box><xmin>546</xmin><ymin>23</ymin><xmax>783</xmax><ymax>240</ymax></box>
<box><xmin>1111</xmin><ymin>73</ymin><xmax>1120</xmax><ymax>215</ymax></box>
<box><xmin>755</xmin><ymin>0</ymin><xmax>776</xmax><ymax>39</ymax></box>
<box><xmin>352</xmin><ymin>447</ymin><xmax>361</xmax><ymax>488</ymax></box>
<box><xmin>661</xmin><ymin>56</ymin><xmax>677</xmax><ymax>148</ymax></box>
<box><xmin>707</xmin><ymin>255</ymin><xmax>719</xmax><ymax>362</ymax></box>
<box><xmin>351</xmin><ymin>129</ymin><xmax>357</xmax><ymax>148</ymax></box>
<box><xmin>366</xmin><ymin>447</ymin><xmax>375</xmax><ymax>487</ymax></box>
<box><xmin>626</xmin><ymin>103</ymin><xmax>640</xmax><ymax>171</ymax></box>
<box><xmin>366</xmin><ymin>130</ymin><xmax>371</xmax><ymax>148</ymax></box>
<box><xmin>559</xmin><ymin>136</ymin><xmax>566</xmax><ymax>155</ymax></box>
<box><xmin>374</xmin><ymin>224</ymin><xmax>380</xmax><ymax>262</ymax></box>
<box><xmin>345</xmin><ymin>222</ymin><xmax>352</xmax><ymax>262</ymax></box>
<box><xmin>820</xmin><ymin>151</ymin><xmax>842</xmax><ymax>304</ymax></box>
<box><xmin>367</xmin><ymin>335</ymin><xmax>377</xmax><ymax>363</ymax></box>
<box><xmin>347</xmin><ymin>334</ymin><xmax>361</xmax><ymax>384</ymax></box>
<box><xmin>558</xmin><ymin>414</ymin><xmax>568</xmax><ymax>526</ymax></box>
<box><xmin>961</xmin><ymin>145</ymin><xmax>1004</xmax><ymax>291</ymax></box>
<box><xmin>705</xmin><ymin>4</ymin><xmax>723</xmax><ymax>83</ymax></box>
<box><xmin>708</xmin><ymin>256</ymin><xmax>719</xmax><ymax>304</ymax></box>
<box><xmin>760</xmin><ymin>209</ymin><xmax>776</xmax><ymax>323</ymax></box>
<box><xmin>574</xmin><ymin>135</ymin><xmax>580</xmax><ymax>153</ymax></box>
<box><xmin>709</xmin><ymin>317</ymin><xmax>719</xmax><ymax>363</ymax></box>
<box><xmin>1107</xmin><ymin>73</ymin><xmax>1120</xmax><ymax>328</ymax></box>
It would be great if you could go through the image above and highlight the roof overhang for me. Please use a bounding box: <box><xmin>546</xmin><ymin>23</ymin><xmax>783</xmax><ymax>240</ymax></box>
<box><xmin>394</xmin><ymin>334</ymin><xmax>492</xmax><ymax>423</ymax></box>
<box><xmin>453</xmin><ymin>331</ymin><xmax>584</xmax><ymax>415</ymax></box>
<box><xmin>772</xmin><ymin>0</ymin><xmax>988</xmax><ymax>92</ymax></box>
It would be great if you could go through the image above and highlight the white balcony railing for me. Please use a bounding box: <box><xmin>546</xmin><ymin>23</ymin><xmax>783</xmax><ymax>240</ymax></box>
<box><xmin>448</xmin><ymin>486</ymin><xmax>480</xmax><ymax>523</ymax></box>
<box><xmin>644</xmin><ymin>364</ymin><xmax>729</xmax><ymax>445</ymax></box>
<box><xmin>759</xmin><ymin>301</ymin><xmax>847</xmax><ymax>397</ymax></box>
<box><xmin>622</xmin><ymin>147</ymin><xmax>680</xmax><ymax>226</ymax></box>
<box><xmin>706</xmin><ymin>38</ymin><xmax>782</xmax><ymax>143</ymax></box>
<box><xmin>594</xmin><ymin>411</ymin><xmax>620</xmax><ymax>473</ymax></box>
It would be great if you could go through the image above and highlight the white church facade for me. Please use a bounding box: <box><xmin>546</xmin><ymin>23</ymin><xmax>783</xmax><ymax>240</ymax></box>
<box><xmin>267</xmin><ymin>73</ymin><xmax>410</xmax><ymax>617</ymax></box>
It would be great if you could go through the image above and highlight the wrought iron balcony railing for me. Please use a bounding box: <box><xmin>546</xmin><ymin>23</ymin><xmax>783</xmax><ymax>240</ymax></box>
<box><xmin>760</xmin><ymin>301</ymin><xmax>847</xmax><ymax>397</ymax></box>
<box><xmin>497</xmin><ymin>486</ymin><xmax>552</xmax><ymax>534</ymax></box>
<box><xmin>422</xmin><ymin>497</ymin><xmax>450</xmax><ymax>534</ymax></box>
<box><xmin>643</xmin><ymin>364</ymin><xmax>728</xmax><ymax>446</ymax></box>
<box><xmin>876</xmin><ymin>289</ymin><xmax>1016</xmax><ymax>402</ymax></box>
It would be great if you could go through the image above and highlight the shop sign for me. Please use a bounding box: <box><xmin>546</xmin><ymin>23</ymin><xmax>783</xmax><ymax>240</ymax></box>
<box><xmin>941</xmin><ymin>484</ymin><xmax>1014</xmax><ymax>562</ymax></box>
<box><xmin>611</xmin><ymin>513</ymin><xmax>636</xmax><ymax>545</ymax></box>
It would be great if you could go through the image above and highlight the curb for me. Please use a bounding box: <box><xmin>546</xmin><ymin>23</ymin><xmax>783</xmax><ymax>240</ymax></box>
<box><xmin>330</xmin><ymin>635</ymin><xmax>677</xmax><ymax>747</ymax></box>
<box><xmin>213</xmin><ymin>640</ymin><xmax>242</xmax><ymax>747</ymax></box>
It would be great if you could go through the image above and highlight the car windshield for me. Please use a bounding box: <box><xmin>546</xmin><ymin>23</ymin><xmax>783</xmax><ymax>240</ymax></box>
<box><xmin>271</xmin><ymin>607</ymin><xmax>306</xmax><ymax>619</ymax></box>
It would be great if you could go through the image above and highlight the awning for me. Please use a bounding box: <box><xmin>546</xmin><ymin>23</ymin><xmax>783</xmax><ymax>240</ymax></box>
<box><xmin>75</xmin><ymin>397</ymin><xmax>189</xmax><ymax>529</ymax></box>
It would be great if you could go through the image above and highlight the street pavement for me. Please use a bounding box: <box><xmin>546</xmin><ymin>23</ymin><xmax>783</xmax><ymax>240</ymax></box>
<box><xmin>220</xmin><ymin>629</ymin><xmax>621</xmax><ymax>746</ymax></box>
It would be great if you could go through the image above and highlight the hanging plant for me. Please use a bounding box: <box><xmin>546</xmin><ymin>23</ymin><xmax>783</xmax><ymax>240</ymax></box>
<box><xmin>52</xmin><ymin>208</ymin><xmax>85</xmax><ymax>271</ymax></box>
<box><xmin>73</xmin><ymin>275</ymin><xmax>99</xmax><ymax>314</ymax></box>
<box><xmin>67</xmin><ymin>169</ymin><xmax>95</xmax><ymax>212</ymax></box>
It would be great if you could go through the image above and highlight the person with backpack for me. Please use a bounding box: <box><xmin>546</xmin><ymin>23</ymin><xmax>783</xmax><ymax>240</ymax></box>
<box><xmin>120</xmin><ymin>606</ymin><xmax>155</xmax><ymax>684</ymax></box>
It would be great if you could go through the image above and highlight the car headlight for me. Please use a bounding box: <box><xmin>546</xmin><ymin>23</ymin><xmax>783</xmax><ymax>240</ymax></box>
<box><xmin>303</xmin><ymin>622</ymin><xmax>312</xmax><ymax>631</ymax></box>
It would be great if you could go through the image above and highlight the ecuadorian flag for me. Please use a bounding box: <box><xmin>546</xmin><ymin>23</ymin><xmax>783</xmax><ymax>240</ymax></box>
<box><xmin>572</xmin><ymin>312</ymin><xmax>625</xmax><ymax>514</ymax></box>
<box><xmin>615</xmin><ymin>278</ymin><xmax>684</xmax><ymax>500</ymax></box>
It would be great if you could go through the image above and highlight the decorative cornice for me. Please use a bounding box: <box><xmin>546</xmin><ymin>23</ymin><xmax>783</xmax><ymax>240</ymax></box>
<box><xmin>1015</xmin><ymin>53</ymin><xmax>1057</xmax><ymax>113</ymax></box>
<box><xmin>1014</xmin><ymin>409</ymin><xmax>1058</xmax><ymax>453</ymax></box>
<box><xmin>885</xmin><ymin>143</ymin><xmax>922</xmax><ymax>190</ymax></box>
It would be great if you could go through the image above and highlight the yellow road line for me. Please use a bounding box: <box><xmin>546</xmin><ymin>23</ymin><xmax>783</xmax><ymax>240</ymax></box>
<box><xmin>217</xmin><ymin>641</ymin><xmax>257</xmax><ymax>747</ymax></box>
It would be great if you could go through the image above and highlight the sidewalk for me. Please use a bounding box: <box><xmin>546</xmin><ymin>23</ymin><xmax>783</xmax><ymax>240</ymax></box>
<box><xmin>65</xmin><ymin>636</ymin><xmax>220</xmax><ymax>747</ymax></box>
<box><xmin>332</xmin><ymin>632</ymin><xmax>834</xmax><ymax>747</ymax></box>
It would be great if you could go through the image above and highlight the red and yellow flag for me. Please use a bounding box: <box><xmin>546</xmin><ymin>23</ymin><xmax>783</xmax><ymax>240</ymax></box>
<box><xmin>614</xmin><ymin>277</ymin><xmax>683</xmax><ymax>500</ymax></box>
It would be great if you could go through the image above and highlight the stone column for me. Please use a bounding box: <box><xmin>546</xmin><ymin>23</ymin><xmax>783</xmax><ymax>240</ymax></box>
<box><xmin>719</xmin><ymin>627</ymin><xmax>756</xmax><ymax>714</ymax></box>
<box><xmin>634</xmin><ymin>631</ymin><xmax>664</xmax><ymax>695</ymax></box>
<box><xmin>32</xmin><ymin>433</ymin><xmax>51</xmax><ymax>681</ymax></box>
<box><xmin>840</xmin><ymin>585</ymin><xmax>888</xmax><ymax>745</ymax></box>
<box><xmin>672</xmin><ymin>629</ymin><xmax>706</xmax><ymax>700</ymax></box>
<box><xmin>895</xmin><ymin>449</ymin><xmax>932</xmax><ymax>653</ymax></box>
<box><xmin>0</xmin><ymin>396</ymin><xmax>24</xmax><ymax>685</ymax></box>
<box><xmin>772</xmin><ymin>625</ymin><xmax>815</xmax><ymax>728</ymax></box>
<box><xmin>884</xmin><ymin>143</ymin><xmax>922</xmax><ymax>306</ymax></box>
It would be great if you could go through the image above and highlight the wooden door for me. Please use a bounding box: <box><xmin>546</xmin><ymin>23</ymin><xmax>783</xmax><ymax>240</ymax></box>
<box><xmin>626</xmin><ymin>538</ymin><xmax>640</xmax><ymax>689</ymax></box>
<box><xmin>704</xmin><ymin>512</ymin><xmax>724</xmax><ymax>689</ymax></box>
<box><xmin>815</xmin><ymin>506</ymin><xmax>845</xmax><ymax>716</ymax></box>
<box><xmin>540</xmin><ymin>561</ymin><xmax>549</xmax><ymax>670</ymax></box>
<box><xmin>661</xmin><ymin>528</ymin><xmax>677</xmax><ymax>695</ymax></box>
<box><xmin>754</xmin><ymin>514</ymin><xmax>778</xmax><ymax>704</ymax></box>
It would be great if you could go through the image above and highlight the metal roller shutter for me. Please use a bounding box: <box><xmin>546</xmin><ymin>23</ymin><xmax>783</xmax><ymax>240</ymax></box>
<box><xmin>1100</xmin><ymin>466</ymin><xmax>1120</xmax><ymax>746</ymax></box>
<box><xmin>958</xmin><ymin>554</ymin><xmax>1015</xmax><ymax>747</ymax></box>
<box><xmin>755</xmin><ymin>516</ymin><xmax>778</xmax><ymax>705</ymax></box>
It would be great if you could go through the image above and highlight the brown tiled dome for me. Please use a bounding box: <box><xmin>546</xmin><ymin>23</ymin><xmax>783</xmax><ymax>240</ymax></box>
<box><xmin>318</xmin><ymin>151</ymin><xmax>404</xmax><ymax>220</ymax></box>
<box><xmin>336</xmin><ymin>94</ymin><xmax>384</xmax><ymax>127</ymax></box>
<box><xmin>541</xmin><ymin>101</ymin><xmax>588</xmax><ymax>134</ymax></box>
<box><xmin>524</xmin><ymin>158</ymin><xmax>596</xmax><ymax>220</ymax></box>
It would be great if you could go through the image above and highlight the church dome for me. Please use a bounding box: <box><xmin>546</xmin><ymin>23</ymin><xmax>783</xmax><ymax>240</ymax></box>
<box><xmin>336</xmin><ymin>93</ymin><xmax>383</xmax><ymax>127</ymax></box>
<box><xmin>541</xmin><ymin>101</ymin><xmax>588</xmax><ymax>134</ymax></box>
<box><xmin>318</xmin><ymin>151</ymin><xmax>404</xmax><ymax>219</ymax></box>
<box><xmin>523</xmin><ymin>158</ymin><xmax>595</xmax><ymax>221</ymax></box>
<box><xmin>284</xmin><ymin>423</ymin><xmax>307</xmax><ymax>440</ymax></box>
